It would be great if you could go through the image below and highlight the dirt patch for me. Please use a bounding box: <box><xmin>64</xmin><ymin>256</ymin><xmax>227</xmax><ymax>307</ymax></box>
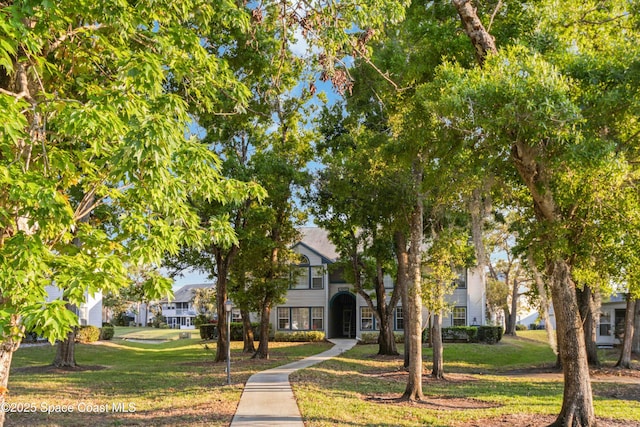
<box><xmin>365</xmin><ymin>394</ymin><xmax>500</xmax><ymax>410</ymax></box>
<box><xmin>13</xmin><ymin>364</ymin><xmax>108</xmax><ymax>374</ymax></box>
<box><xmin>454</xmin><ymin>414</ymin><xmax>636</xmax><ymax>427</ymax></box>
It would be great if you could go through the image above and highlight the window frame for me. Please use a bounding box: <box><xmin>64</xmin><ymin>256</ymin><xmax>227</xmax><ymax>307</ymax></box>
<box><xmin>360</xmin><ymin>306</ymin><xmax>377</xmax><ymax>331</ymax></box>
<box><xmin>452</xmin><ymin>306</ymin><xmax>467</xmax><ymax>326</ymax></box>
<box><xmin>454</xmin><ymin>268</ymin><xmax>467</xmax><ymax>289</ymax></box>
<box><xmin>277</xmin><ymin>307</ymin><xmax>324</xmax><ymax>331</ymax></box>
<box><xmin>395</xmin><ymin>306</ymin><xmax>404</xmax><ymax>331</ymax></box>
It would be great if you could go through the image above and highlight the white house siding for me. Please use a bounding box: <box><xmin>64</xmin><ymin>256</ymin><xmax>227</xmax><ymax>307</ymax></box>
<box><xmin>597</xmin><ymin>297</ymin><xmax>627</xmax><ymax>347</ymax></box>
<box><xmin>466</xmin><ymin>266</ymin><xmax>486</xmax><ymax>326</ymax></box>
<box><xmin>45</xmin><ymin>285</ymin><xmax>102</xmax><ymax>328</ymax></box>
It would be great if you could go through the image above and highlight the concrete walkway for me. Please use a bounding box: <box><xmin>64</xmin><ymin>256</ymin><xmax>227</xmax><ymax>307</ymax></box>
<box><xmin>230</xmin><ymin>339</ymin><xmax>357</xmax><ymax>427</ymax></box>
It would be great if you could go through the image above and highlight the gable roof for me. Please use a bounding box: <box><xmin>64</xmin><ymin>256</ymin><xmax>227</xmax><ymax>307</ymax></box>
<box><xmin>171</xmin><ymin>283</ymin><xmax>214</xmax><ymax>303</ymax></box>
<box><xmin>295</xmin><ymin>227</ymin><xmax>339</xmax><ymax>263</ymax></box>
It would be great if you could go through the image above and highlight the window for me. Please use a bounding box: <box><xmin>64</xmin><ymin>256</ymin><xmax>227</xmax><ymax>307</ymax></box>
<box><xmin>291</xmin><ymin>308</ymin><xmax>310</xmax><ymax>330</ymax></box>
<box><xmin>454</xmin><ymin>268</ymin><xmax>467</xmax><ymax>289</ymax></box>
<box><xmin>311</xmin><ymin>266</ymin><xmax>324</xmax><ymax>289</ymax></box>
<box><xmin>361</xmin><ymin>307</ymin><xmax>374</xmax><ymax>331</ymax></box>
<box><xmin>278</xmin><ymin>307</ymin><xmax>290</xmax><ymax>330</ymax></box>
<box><xmin>599</xmin><ymin>311</ymin><xmax>612</xmax><ymax>336</ymax></box>
<box><xmin>395</xmin><ymin>306</ymin><xmax>404</xmax><ymax>331</ymax></box>
<box><xmin>291</xmin><ymin>266</ymin><xmax>310</xmax><ymax>289</ymax></box>
<box><xmin>231</xmin><ymin>309</ymin><xmax>242</xmax><ymax>322</ymax></box>
<box><xmin>312</xmin><ymin>307</ymin><xmax>324</xmax><ymax>330</ymax></box>
<box><xmin>452</xmin><ymin>306</ymin><xmax>467</xmax><ymax>326</ymax></box>
<box><xmin>278</xmin><ymin>307</ymin><xmax>323</xmax><ymax>331</ymax></box>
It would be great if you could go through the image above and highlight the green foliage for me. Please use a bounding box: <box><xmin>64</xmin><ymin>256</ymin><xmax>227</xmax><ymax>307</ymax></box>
<box><xmin>516</xmin><ymin>324</ymin><xmax>528</xmax><ymax>331</ymax></box>
<box><xmin>100</xmin><ymin>325</ymin><xmax>115</xmax><ymax>341</ymax></box>
<box><xmin>441</xmin><ymin>326</ymin><xmax>478</xmax><ymax>343</ymax></box>
<box><xmin>274</xmin><ymin>331</ymin><xmax>326</xmax><ymax>342</ymax></box>
<box><xmin>75</xmin><ymin>326</ymin><xmax>100</xmax><ymax>343</ymax></box>
<box><xmin>199</xmin><ymin>324</ymin><xmax>218</xmax><ymax>341</ymax></box>
<box><xmin>477</xmin><ymin>326</ymin><xmax>504</xmax><ymax>345</ymax></box>
<box><xmin>358</xmin><ymin>332</ymin><xmax>405</xmax><ymax>344</ymax></box>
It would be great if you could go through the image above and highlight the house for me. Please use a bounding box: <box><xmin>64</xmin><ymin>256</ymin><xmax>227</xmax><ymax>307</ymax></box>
<box><xmin>45</xmin><ymin>285</ymin><xmax>102</xmax><ymax>328</ymax></box>
<box><xmin>161</xmin><ymin>283</ymin><xmax>214</xmax><ymax>329</ymax></box>
<box><xmin>597</xmin><ymin>293</ymin><xmax>628</xmax><ymax>347</ymax></box>
<box><xmin>268</xmin><ymin>227</ymin><xmax>487</xmax><ymax>340</ymax></box>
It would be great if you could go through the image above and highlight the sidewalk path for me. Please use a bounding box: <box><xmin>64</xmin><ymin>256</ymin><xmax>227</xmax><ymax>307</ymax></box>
<box><xmin>230</xmin><ymin>339</ymin><xmax>357</xmax><ymax>427</ymax></box>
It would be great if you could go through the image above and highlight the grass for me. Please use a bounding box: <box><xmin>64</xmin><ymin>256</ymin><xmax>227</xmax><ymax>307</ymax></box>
<box><xmin>6</xmin><ymin>336</ymin><xmax>332</xmax><ymax>426</ymax></box>
<box><xmin>290</xmin><ymin>332</ymin><xmax>640</xmax><ymax>427</ymax></box>
<box><xmin>6</xmin><ymin>330</ymin><xmax>639</xmax><ymax>426</ymax></box>
<box><xmin>112</xmin><ymin>326</ymin><xmax>193</xmax><ymax>341</ymax></box>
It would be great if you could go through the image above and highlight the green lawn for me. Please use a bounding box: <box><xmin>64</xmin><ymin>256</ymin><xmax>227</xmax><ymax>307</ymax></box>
<box><xmin>6</xmin><ymin>339</ymin><xmax>332</xmax><ymax>426</ymax></box>
<box><xmin>291</xmin><ymin>334</ymin><xmax>640</xmax><ymax>427</ymax></box>
<box><xmin>6</xmin><ymin>331</ymin><xmax>639</xmax><ymax>426</ymax></box>
<box><xmin>112</xmin><ymin>326</ymin><xmax>194</xmax><ymax>341</ymax></box>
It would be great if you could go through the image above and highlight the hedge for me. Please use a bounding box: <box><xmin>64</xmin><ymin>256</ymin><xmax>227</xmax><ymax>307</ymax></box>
<box><xmin>75</xmin><ymin>325</ymin><xmax>100</xmax><ymax>343</ymax></box>
<box><xmin>199</xmin><ymin>322</ymin><xmax>272</xmax><ymax>341</ymax></box>
<box><xmin>477</xmin><ymin>325</ymin><xmax>503</xmax><ymax>344</ymax></box>
<box><xmin>358</xmin><ymin>332</ymin><xmax>405</xmax><ymax>344</ymax></box>
<box><xmin>100</xmin><ymin>325</ymin><xmax>115</xmax><ymax>340</ymax></box>
<box><xmin>274</xmin><ymin>331</ymin><xmax>325</xmax><ymax>342</ymax></box>
<box><xmin>442</xmin><ymin>326</ymin><xmax>478</xmax><ymax>342</ymax></box>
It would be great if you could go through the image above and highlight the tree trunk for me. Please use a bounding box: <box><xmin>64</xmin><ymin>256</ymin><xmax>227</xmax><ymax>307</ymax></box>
<box><xmin>616</xmin><ymin>296</ymin><xmax>636</xmax><ymax>369</ymax></box>
<box><xmin>241</xmin><ymin>309</ymin><xmax>255</xmax><ymax>353</ymax></box>
<box><xmin>375</xmin><ymin>260</ymin><xmax>399</xmax><ymax>356</ymax></box>
<box><xmin>253</xmin><ymin>304</ymin><xmax>272</xmax><ymax>360</ymax></box>
<box><xmin>394</xmin><ymin>231</ymin><xmax>411</xmax><ymax>369</ymax></box>
<box><xmin>0</xmin><ymin>338</ymin><xmax>20</xmax><ymax>427</ymax></box>
<box><xmin>431</xmin><ymin>313</ymin><xmax>444</xmax><ymax>379</ymax></box>
<box><xmin>506</xmin><ymin>278</ymin><xmax>518</xmax><ymax>336</ymax></box>
<box><xmin>529</xmin><ymin>250</ymin><xmax>557</xmax><ymax>354</ymax></box>
<box><xmin>401</xmin><ymin>189</ymin><xmax>424</xmax><ymax>401</ymax></box>
<box><xmin>502</xmin><ymin>305</ymin><xmax>511</xmax><ymax>333</ymax></box>
<box><xmin>548</xmin><ymin>260</ymin><xmax>596</xmax><ymax>427</ymax></box>
<box><xmin>452</xmin><ymin>0</ymin><xmax>497</xmax><ymax>66</ymax></box>
<box><xmin>633</xmin><ymin>298</ymin><xmax>640</xmax><ymax>355</ymax></box>
<box><xmin>577</xmin><ymin>285</ymin><xmax>600</xmax><ymax>366</ymax></box>
<box><xmin>214</xmin><ymin>247</ymin><xmax>237</xmax><ymax>363</ymax></box>
<box><xmin>54</xmin><ymin>329</ymin><xmax>77</xmax><ymax>368</ymax></box>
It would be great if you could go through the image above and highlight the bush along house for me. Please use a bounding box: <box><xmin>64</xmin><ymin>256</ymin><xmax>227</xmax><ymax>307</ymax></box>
<box><xmin>269</xmin><ymin>227</ymin><xmax>487</xmax><ymax>341</ymax></box>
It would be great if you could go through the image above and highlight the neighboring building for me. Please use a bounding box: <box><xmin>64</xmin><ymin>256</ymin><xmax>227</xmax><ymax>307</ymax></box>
<box><xmin>597</xmin><ymin>293</ymin><xmax>628</xmax><ymax>347</ymax></box>
<box><xmin>45</xmin><ymin>285</ymin><xmax>102</xmax><ymax>327</ymax></box>
<box><xmin>161</xmin><ymin>283</ymin><xmax>214</xmax><ymax>329</ymax></box>
<box><xmin>268</xmin><ymin>227</ymin><xmax>487</xmax><ymax>340</ymax></box>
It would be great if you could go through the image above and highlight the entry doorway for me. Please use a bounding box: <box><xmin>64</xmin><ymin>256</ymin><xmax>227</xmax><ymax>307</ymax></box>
<box><xmin>330</xmin><ymin>292</ymin><xmax>356</xmax><ymax>338</ymax></box>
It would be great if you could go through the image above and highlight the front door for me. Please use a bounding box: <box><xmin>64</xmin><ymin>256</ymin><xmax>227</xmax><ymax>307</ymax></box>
<box><xmin>343</xmin><ymin>309</ymin><xmax>352</xmax><ymax>337</ymax></box>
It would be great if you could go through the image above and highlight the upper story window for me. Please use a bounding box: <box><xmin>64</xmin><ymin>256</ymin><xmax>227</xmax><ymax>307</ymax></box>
<box><xmin>454</xmin><ymin>268</ymin><xmax>467</xmax><ymax>289</ymax></box>
<box><xmin>290</xmin><ymin>255</ymin><xmax>325</xmax><ymax>290</ymax></box>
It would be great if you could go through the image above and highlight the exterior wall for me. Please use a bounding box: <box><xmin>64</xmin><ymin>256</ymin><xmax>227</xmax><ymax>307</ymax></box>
<box><xmin>45</xmin><ymin>285</ymin><xmax>102</xmax><ymax>328</ymax></box>
<box><xmin>275</xmin><ymin>231</ymin><xmax>487</xmax><ymax>341</ymax></box>
<box><xmin>597</xmin><ymin>299</ymin><xmax>627</xmax><ymax>346</ymax></box>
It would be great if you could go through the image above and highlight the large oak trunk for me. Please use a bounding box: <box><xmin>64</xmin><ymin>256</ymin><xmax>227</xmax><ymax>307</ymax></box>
<box><xmin>241</xmin><ymin>309</ymin><xmax>255</xmax><ymax>353</ymax></box>
<box><xmin>548</xmin><ymin>260</ymin><xmax>596</xmax><ymax>427</ymax></box>
<box><xmin>54</xmin><ymin>330</ymin><xmax>77</xmax><ymax>368</ymax></box>
<box><xmin>0</xmin><ymin>339</ymin><xmax>19</xmax><ymax>427</ymax></box>
<box><xmin>253</xmin><ymin>304</ymin><xmax>272</xmax><ymax>359</ymax></box>
<box><xmin>401</xmin><ymin>195</ymin><xmax>424</xmax><ymax>401</ymax></box>
<box><xmin>616</xmin><ymin>296</ymin><xmax>636</xmax><ymax>369</ymax></box>
<box><xmin>431</xmin><ymin>313</ymin><xmax>444</xmax><ymax>379</ymax></box>
<box><xmin>577</xmin><ymin>285</ymin><xmax>600</xmax><ymax>366</ymax></box>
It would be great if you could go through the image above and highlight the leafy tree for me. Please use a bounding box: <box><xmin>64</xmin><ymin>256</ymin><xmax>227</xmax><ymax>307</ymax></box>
<box><xmin>0</xmin><ymin>1</ymin><xmax>261</xmax><ymax>417</ymax></box>
<box><xmin>425</xmin><ymin>2</ymin><xmax>640</xmax><ymax>424</ymax></box>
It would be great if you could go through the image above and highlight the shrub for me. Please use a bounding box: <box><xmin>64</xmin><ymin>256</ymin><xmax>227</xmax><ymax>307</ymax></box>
<box><xmin>193</xmin><ymin>314</ymin><xmax>210</xmax><ymax>327</ymax></box>
<box><xmin>358</xmin><ymin>332</ymin><xmax>405</xmax><ymax>344</ymax></box>
<box><xmin>477</xmin><ymin>325</ymin><xmax>503</xmax><ymax>344</ymax></box>
<box><xmin>442</xmin><ymin>326</ymin><xmax>478</xmax><ymax>342</ymax></box>
<box><xmin>515</xmin><ymin>323</ymin><xmax>528</xmax><ymax>331</ymax></box>
<box><xmin>76</xmin><ymin>326</ymin><xmax>100</xmax><ymax>343</ymax></box>
<box><xmin>199</xmin><ymin>324</ymin><xmax>218</xmax><ymax>340</ymax></box>
<box><xmin>100</xmin><ymin>325</ymin><xmax>115</xmax><ymax>340</ymax></box>
<box><xmin>274</xmin><ymin>331</ymin><xmax>325</xmax><ymax>342</ymax></box>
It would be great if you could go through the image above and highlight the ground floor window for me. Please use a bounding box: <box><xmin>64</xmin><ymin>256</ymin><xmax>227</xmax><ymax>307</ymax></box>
<box><xmin>599</xmin><ymin>311</ymin><xmax>612</xmax><ymax>336</ymax></box>
<box><xmin>452</xmin><ymin>306</ymin><xmax>467</xmax><ymax>326</ymax></box>
<box><xmin>278</xmin><ymin>307</ymin><xmax>324</xmax><ymax>331</ymax></box>
<box><xmin>361</xmin><ymin>307</ymin><xmax>377</xmax><ymax>331</ymax></box>
<box><xmin>395</xmin><ymin>306</ymin><xmax>404</xmax><ymax>331</ymax></box>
